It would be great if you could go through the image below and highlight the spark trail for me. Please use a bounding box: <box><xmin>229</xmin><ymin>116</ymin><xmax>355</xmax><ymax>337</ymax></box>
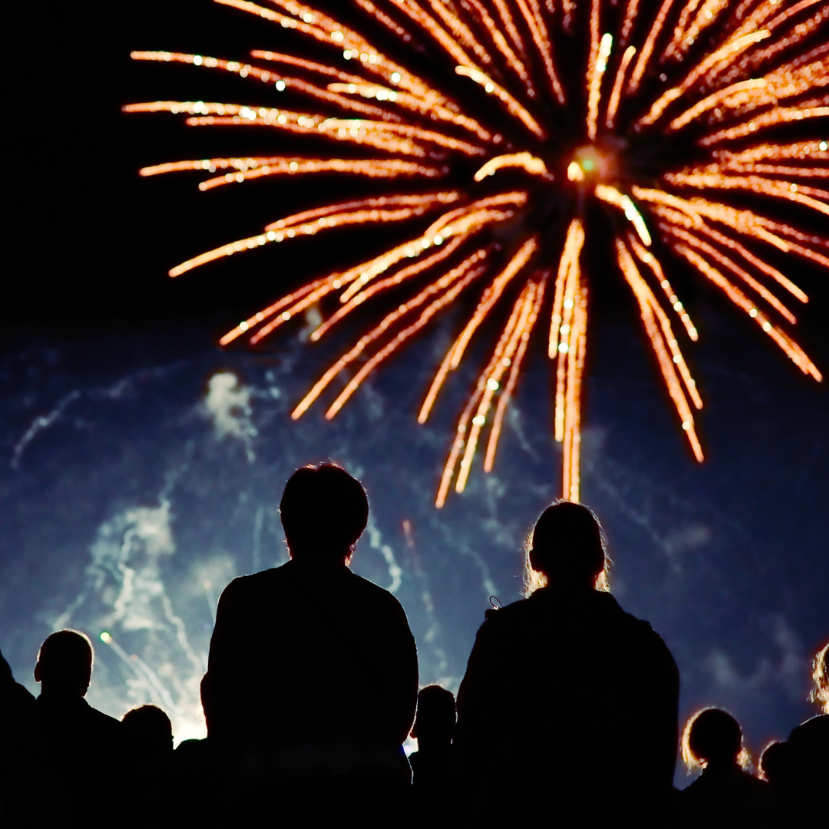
<box><xmin>129</xmin><ymin>0</ymin><xmax>828</xmax><ymax>504</ymax></box>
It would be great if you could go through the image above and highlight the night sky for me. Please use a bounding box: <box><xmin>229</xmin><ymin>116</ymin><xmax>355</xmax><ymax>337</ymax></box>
<box><xmin>4</xmin><ymin>0</ymin><xmax>828</xmax><ymax>773</ymax></box>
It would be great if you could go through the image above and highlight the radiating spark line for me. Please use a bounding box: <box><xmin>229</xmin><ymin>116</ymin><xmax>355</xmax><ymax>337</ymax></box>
<box><xmin>595</xmin><ymin>185</ymin><xmax>652</xmax><ymax>246</ymax></box>
<box><xmin>292</xmin><ymin>253</ymin><xmax>487</xmax><ymax>418</ymax></box>
<box><xmin>455</xmin><ymin>65</ymin><xmax>545</xmax><ymax>138</ymax></box>
<box><xmin>638</xmin><ymin>30</ymin><xmax>771</xmax><ymax>126</ymax></box>
<box><xmin>606</xmin><ymin>45</ymin><xmax>636</xmax><ymax>129</ymax></box>
<box><xmin>619</xmin><ymin>0</ymin><xmax>641</xmax><ymax>47</ymax></box>
<box><xmin>419</xmin><ymin>238</ymin><xmax>537</xmax><ymax>423</ymax></box>
<box><xmin>129</xmin><ymin>51</ymin><xmax>392</xmax><ymax>120</ymax></box>
<box><xmin>627</xmin><ymin>0</ymin><xmax>677</xmax><ymax>93</ymax></box>
<box><xmin>515</xmin><ymin>0</ymin><xmax>566</xmax><ymax>103</ymax></box>
<box><xmin>663</xmin><ymin>224</ymin><xmax>798</xmax><ymax>324</ymax></box>
<box><xmin>484</xmin><ymin>275</ymin><xmax>548</xmax><ymax>472</ymax></box>
<box><xmin>492</xmin><ymin>0</ymin><xmax>528</xmax><ymax>56</ymax></box>
<box><xmin>132</xmin><ymin>0</ymin><xmax>828</xmax><ymax>506</ymax></box>
<box><xmin>454</xmin><ymin>281</ymin><xmax>539</xmax><ymax>493</ymax></box>
<box><xmin>587</xmin><ymin>31</ymin><xmax>613</xmax><ymax>141</ymax></box>
<box><xmin>324</xmin><ymin>263</ymin><xmax>486</xmax><ymax>419</ymax></box>
<box><xmin>310</xmin><ymin>237</ymin><xmax>467</xmax><ymax>341</ymax></box>
<box><xmin>617</xmin><ymin>239</ymin><xmax>704</xmax><ymax>460</ymax></box>
<box><xmin>675</xmin><ymin>245</ymin><xmax>822</xmax><ymax>380</ymax></box>
<box><xmin>474</xmin><ymin>152</ymin><xmax>550</xmax><ymax>181</ymax></box>
<box><xmin>462</xmin><ymin>0</ymin><xmax>533</xmax><ymax>88</ymax></box>
<box><xmin>667</xmin><ymin>79</ymin><xmax>769</xmax><ymax>132</ymax></box>
<box><xmin>667</xmin><ymin>172</ymin><xmax>829</xmax><ymax>217</ymax></box>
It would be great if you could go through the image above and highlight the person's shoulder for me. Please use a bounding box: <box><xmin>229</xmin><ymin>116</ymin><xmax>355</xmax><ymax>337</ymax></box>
<box><xmin>788</xmin><ymin>713</ymin><xmax>829</xmax><ymax>744</ymax></box>
<box><xmin>347</xmin><ymin>571</ymin><xmax>406</xmax><ymax>610</ymax></box>
<box><xmin>219</xmin><ymin>565</ymin><xmax>289</xmax><ymax>599</ymax></box>
<box><xmin>83</xmin><ymin>701</ymin><xmax>122</xmax><ymax>735</ymax></box>
<box><xmin>471</xmin><ymin>596</ymin><xmax>533</xmax><ymax>641</ymax></box>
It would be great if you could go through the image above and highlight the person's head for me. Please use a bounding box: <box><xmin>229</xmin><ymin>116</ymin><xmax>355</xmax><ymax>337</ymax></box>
<box><xmin>411</xmin><ymin>685</ymin><xmax>456</xmax><ymax>749</ymax></box>
<box><xmin>525</xmin><ymin>501</ymin><xmax>609</xmax><ymax>594</ymax></box>
<box><xmin>34</xmin><ymin>630</ymin><xmax>93</xmax><ymax>697</ymax></box>
<box><xmin>122</xmin><ymin>705</ymin><xmax>174</xmax><ymax>755</ymax></box>
<box><xmin>811</xmin><ymin>641</ymin><xmax>828</xmax><ymax>714</ymax></box>
<box><xmin>279</xmin><ymin>463</ymin><xmax>369</xmax><ymax>563</ymax></box>
<box><xmin>759</xmin><ymin>740</ymin><xmax>788</xmax><ymax>785</ymax></box>
<box><xmin>681</xmin><ymin>708</ymin><xmax>749</xmax><ymax>771</ymax></box>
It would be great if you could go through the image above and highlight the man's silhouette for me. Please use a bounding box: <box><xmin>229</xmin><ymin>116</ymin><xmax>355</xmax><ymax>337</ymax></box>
<box><xmin>33</xmin><ymin>630</ymin><xmax>121</xmax><ymax>754</ymax></box>
<box><xmin>202</xmin><ymin>463</ymin><xmax>418</xmax><ymax>780</ymax></box>
<box><xmin>28</xmin><ymin>630</ymin><xmax>122</xmax><ymax>821</ymax></box>
<box><xmin>455</xmin><ymin>502</ymin><xmax>679</xmax><ymax>824</ymax></box>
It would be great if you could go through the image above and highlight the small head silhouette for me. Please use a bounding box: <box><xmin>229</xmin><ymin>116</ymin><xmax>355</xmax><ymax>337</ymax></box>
<box><xmin>122</xmin><ymin>704</ymin><xmax>174</xmax><ymax>755</ymax></box>
<box><xmin>34</xmin><ymin>630</ymin><xmax>93</xmax><ymax>697</ymax></box>
<box><xmin>411</xmin><ymin>685</ymin><xmax>456</xmax><ymax>749</ymax></box>
<box><xmin>526</xmin><ymin>501</ymin><xmax>609</xmax><ymax>593</ymax></box>
<box><xmin>759</xmin><ymin>740</ymin><xmax>788</xmax><ymax>785</ymax></box>
<box><xmin>811</xmin><ymin>641</ymin><xmax>828</xmax><ymax>714</ymax></box>
<box><xmin>279</xmin><ymin>463</ymin><xmax>369</xmax><ymax>562</ymax></box>
<box><xmin>682</xmin><ymin>708</ymin><xmax>748</xmax><ymax>770</ymax></box>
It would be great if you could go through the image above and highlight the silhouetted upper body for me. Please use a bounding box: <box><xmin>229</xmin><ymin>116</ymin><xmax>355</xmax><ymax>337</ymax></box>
<box><xmin>32</xmin><ymin>631</ymin><xmax>122</xmax><ymax>765</ymax></box>
<box><xmin>22</xmin><ymin>631</ymin><xmax>122</xmax><ymax>822</ymax></box>
<box><xmin>202</xmin><ymin>465</ymin><xmax>418</xmax><ymax>763</ymax></box>
<box><xmin>679</xmin><ymin>708</ymin><xmax>777</xmax><ymax>829</ymax></box>
<box><xmin>409</xmin><ymin>684</ymin><xmax>456</xmax><ymax>795</ymax></box>
<box><xmin>455</xmin><ymin>503</ymin><xmax>678</xmax><ymax>822</ymax></box>
<box><xmin>0</xmin><ymin>649</ymin><xmax>37</xmax><ymax>796</ymax></box>
<box><xmin>205</xmin><ymin>557</ymin><xmax>418</xmax><ymax>751</ymax></box>
<box><xmin>785</xmin><ymin>714</ymin><xmax>828</xmax><ymax>824</ymax></box>
<box><xmin>679</xmin><ymin>764</ymin><xmax>776</xmax><ymax>828</ymax></box>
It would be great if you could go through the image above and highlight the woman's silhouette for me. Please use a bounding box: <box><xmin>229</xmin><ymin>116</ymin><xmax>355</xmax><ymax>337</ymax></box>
<box><xmin>455</xmin><ymin>501</ymin><xmax>679</xmax><ymax>824</ymax></box>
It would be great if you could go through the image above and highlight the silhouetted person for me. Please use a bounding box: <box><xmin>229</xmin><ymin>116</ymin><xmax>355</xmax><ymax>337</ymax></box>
<box><xmin>202</xmin><ymin>463</ymin><xmax>418</xmax><ymax>811</ymax></box>
<box><xmin>0</xmin><ymin>649</ymin><xmax>37</xmax><ymax>819</ymax></box>
<box><xmin>121</xmin><ymin>705</ymin><xmax>175</xmax><ymax>826</ymax></box>
<box><xmin>29</xmin><ymin>630</ymin><xmax>122</xmax><ymax>821</ymax></box>
<box><xmin>122</xmin><ymin>704</ymin><xmax>173</xmax><ymax>758</ymax></box>
<box><xmin>455</xmin><ymin>502</ymin><xmax>679</xmax><ymax>825</ymax></box>
<box><xmin>758</xmin><ymin>741</ymin><xmax>789</xmax><ymax>789</ymax></box>
<box><xmin>784</xmin><ymin>641</ymin><xmax>828</xmax><ymax>825</ymax></box>
<box><xmin>409</xmin><ymin>685</ymin><xmax>456</xmax><ymax>799</ymax></box>
<box><xmin>0</xmin><ymin>648</ymin><xmax>37</xmax><ymax>748</ymax></box>
<box><xmin>679</xmin><ymin>708</ymin><xmax>775</xmax><ymax>828</ymax></box>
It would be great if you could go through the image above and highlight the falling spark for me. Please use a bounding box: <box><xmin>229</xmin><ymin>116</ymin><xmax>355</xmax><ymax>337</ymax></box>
<box><xmin>130</xmin><ymin>0</ymin><xmax>827</xmax><ymax>505</ymax></box>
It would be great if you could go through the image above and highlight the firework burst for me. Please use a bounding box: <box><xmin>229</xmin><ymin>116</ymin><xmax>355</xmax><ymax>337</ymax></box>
<box><xmin>128</xmin><ymin>0</ymin><xmax>827</xmax><ymax>505</ymax></box>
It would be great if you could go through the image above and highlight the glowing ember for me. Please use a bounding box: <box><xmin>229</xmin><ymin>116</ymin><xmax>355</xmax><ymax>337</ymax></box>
<box><xmin>129</xmin><ymin>0</ymin><xmax>827</xmax><ymax>506</ymax></box>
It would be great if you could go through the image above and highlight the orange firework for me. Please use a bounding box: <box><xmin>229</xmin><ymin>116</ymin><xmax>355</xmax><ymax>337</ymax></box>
<box><xmin>128</xmin><ymin>0</ymin><xmax>827</xmax><ymax>506</ymax></box>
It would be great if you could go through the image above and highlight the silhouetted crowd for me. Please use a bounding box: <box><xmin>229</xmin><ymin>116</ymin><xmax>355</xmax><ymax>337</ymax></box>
<box><xmin>1</xmin><ymin>464</ymin><xmax>826</xmax><ymax>827</ymax></box>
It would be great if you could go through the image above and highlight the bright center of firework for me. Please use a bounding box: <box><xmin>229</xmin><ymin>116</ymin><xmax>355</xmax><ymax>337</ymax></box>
<box><xmin>567</xmin><ymin>146</ymin><xmax>613</xmax><ymax>184</ymax></box>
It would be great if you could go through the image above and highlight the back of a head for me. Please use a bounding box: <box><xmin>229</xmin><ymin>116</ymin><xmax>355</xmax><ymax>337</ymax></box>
<box><xmin>279</xmin><ymin>463</ymin><xmax>369</xmax><ymax>562</ymax></box>
<box><xmin>528</xmin><ymin>501</ymin><xmax>608</xmax><ymax>592</ymax></box>
<box><xmin>122</xmin><ymin>705</ymin><xmax>174</xmax><ymax>755</ymax></box>
<box><xmin>413</xmin><ymin>685</ymin><xmax>456</xmax><ymax>746</ymax></box>
<box><xmin>759</xmin><ymin>740</ymin><xmax>788</xmax><ymax>785</ymax></box>
<box><xmin>35</xmin><ymin>630</ymin><xmax>93</xmax><ymax>697</ymax></box>
<box><xmin>682</xmin><ymin>708</ymin><xmax>745</xmax><ymax>770</ymax></box>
